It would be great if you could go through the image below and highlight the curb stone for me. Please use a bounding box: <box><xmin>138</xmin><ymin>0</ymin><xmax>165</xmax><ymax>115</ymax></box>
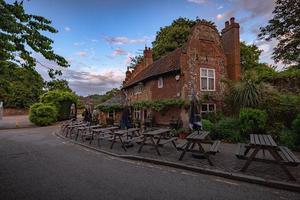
<box><xmin>55</xmin><ymin>131</ymin><xmax>300</xmax><ymax>193</ymax></box>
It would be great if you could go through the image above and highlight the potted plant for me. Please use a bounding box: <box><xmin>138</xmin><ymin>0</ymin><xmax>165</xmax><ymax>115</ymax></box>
<box><xmin>178</xmin><ymin>128</ymin><xmax>190</xmax><ymax>139</ymax></box>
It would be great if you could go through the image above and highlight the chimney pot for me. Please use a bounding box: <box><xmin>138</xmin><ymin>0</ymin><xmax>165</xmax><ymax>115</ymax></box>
<box><xmin>225</xmin><ymin>21</ymin><xmax>229</xmax><ymax>28</ymax></box>
<box><xmin>230</xmin><ymin>17</ymin><xmax>235</xmax><ymax>24</ymax></box>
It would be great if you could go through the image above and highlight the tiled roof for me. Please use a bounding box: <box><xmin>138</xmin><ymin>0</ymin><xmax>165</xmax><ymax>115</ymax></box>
<box><xmin>101</xmin><ymin>92</ymin><xmax>126</xmax><ymax>106</ymax></box>
<box><xmin>123</xmin><ymin>48</ymin><xmax>182</xmax><ymax>88</ymax></box>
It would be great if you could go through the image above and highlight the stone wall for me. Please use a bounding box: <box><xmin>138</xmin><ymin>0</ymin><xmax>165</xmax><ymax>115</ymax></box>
<box><xmin>3</xmin><ymin>108</ymin><xmax>29</xmax><ymax>116</ymax></box>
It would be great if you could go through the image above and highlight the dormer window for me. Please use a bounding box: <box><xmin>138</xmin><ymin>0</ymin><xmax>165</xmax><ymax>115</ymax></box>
<box><xmin>200</xmin><ymin>68</ymin><xmax>215</xmax><ymax>91</ymax></box>
<box><xmin>158</xmin><ymin>77</ymin><xmax>163</xmax><ymax>88</ymax></box>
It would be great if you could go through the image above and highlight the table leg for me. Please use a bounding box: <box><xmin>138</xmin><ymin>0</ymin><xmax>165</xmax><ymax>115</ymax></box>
<box><xmin>138</xmin><ymin>136</ymin><xmax>147</xmax><ymax>153</ymax></box>
<box><xmin>152</xmin><ymin>136</ymin><xmax>161</xmax><ymax>156</ymax></box>
<box><xmin>179</xmin><ymin>141</ymin><xmax>192</xmax><ymax>161</ymax></box>
<box><xmin>118</xmin><ymin>135</ymin><xmax>127</xmax><ymax>152</ymax></box>
<box><xmin>110</xmin><ymin>134</ymin><xmax>117</xmax><ymax>149</ymax></box>
<box><xmin>241</xmin><ymin>147</ymin><xmax>260</xmax><ymax>172</ymax></box>
<box><xmin>197</xmin><ymin>142</ymin><xmax>213</xmax><ymax>166</ymax></box>
<box><xmin>269</xmin><ymin>148</ymin><xmax>296</xmax><ymax>181</ymax></box>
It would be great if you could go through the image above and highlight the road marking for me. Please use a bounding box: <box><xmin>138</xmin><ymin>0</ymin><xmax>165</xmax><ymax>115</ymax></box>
<box><xmin>214</xmin><ymin>178</ymin><xmax>239</xmax><ymax>186</ymax></box>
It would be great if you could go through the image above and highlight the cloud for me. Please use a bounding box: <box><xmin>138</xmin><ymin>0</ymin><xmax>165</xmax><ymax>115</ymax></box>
<box><xmin>76</xmin><ymin>51</ymin><xmax>88</xmax><ymax>57</ymax></box>
<box><xmin>91</xmin><ymin>39</ymin><xmax>99</xmax><ymax>42</ymax></box>
<box><xmin>186</xmin><ymin>0</ymin><xmax>206</xmax><ymax>5</ymax></box>
<box><xmin>112</xmin><ymin>48</ymin><xmax>129</xmax><ymax>56</ymax></box>
<box><xmin>216</xmin><ymin>14</ymin><xmax>223</xmax><ymax>20</ymax></box>
<box><xmin>64</xmin><ymin>27</ymin><xmax>71</xmax><ymax>31</ymax></box>
<box><xmin>105</xmin><ymin>36</ymin><xmax>151</xmax><ymax>45</ymax></box>
<box><xmin>217</xmin><ymin>5</ymin><xmax>223</xmax><ymax>10</ymax></box>
<box><xmin>73</xmin><ymin>42</ymin><xmax>86</xmax><ymax>46</ymax></box>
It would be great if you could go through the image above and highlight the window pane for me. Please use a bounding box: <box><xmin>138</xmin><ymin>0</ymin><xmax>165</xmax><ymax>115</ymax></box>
<box><xmin>201</xmin><ymin>104</ymin><xmax>208</xmax><ymax>112</ymax></box>
<box><xmin>208</xmin><ymin>70</ymin><xmax>214</xmax><ymax>78</ymax></box>
<box><xmin>201</xmin><ymin>69</ymin><xmax>207</xmax><ymax>77</ymax></box>
<box><xmin>209</xmin><ymin>104</ymin><xmax>215</xmax><ymax>111</ymax></box>
<box><xmin>208</xmin><ymin>78</ymin><xmax>214</xmax><ymax>90</ymax></box>
<box><xmin>201</xmin><ymin>78</ymin><xmax>207</xmax><ymax>90</ymax></box>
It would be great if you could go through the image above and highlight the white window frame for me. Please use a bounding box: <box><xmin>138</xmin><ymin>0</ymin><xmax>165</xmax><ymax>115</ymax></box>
<box><xmin>201</xmin><ymin>103</ymin><xmax>216</xmax><ymax>114</ymax></box>
<box><xmin>134</xmin><ymin>84</ymin><xmax>142</xmax><ymax>95</ymax></box>
<box><xmin>200</xmin><ymin>68</ymin><xmax>215</xmax><ymax>91</ymax></box>
<box><xmin>134</xmin><ymin>108</ymin><xmax>141</xmax><ymax>120</ymax></box>
<box><xmin>107</xmin><ymin>110</ymin><xmax>115</xmax><ymax>119</ymax></box>
<box><xmin>158</xmin><ymin>77</ymin><xmax>163</xmax><ymax>88</ymax></box>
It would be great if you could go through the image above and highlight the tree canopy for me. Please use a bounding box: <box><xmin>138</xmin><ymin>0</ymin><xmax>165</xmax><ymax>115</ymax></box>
<box><xmin>0</xmin><ymin>0</ymin><xmax>69</xmax><ymax>77</ymax></box>
<box><xmin>259</xmin><ymin>0</ymin><xmax>300</xmax><ymax>65</ymax></box>
<box><xmin>44</xmin><ymin>79</ymin><xmax>72</xmax><ymax>92</ymax></box>
<box><xmin>240</xmin><ymin>41</ymin><xmax>263</xmax><ymax>71</ymax></box>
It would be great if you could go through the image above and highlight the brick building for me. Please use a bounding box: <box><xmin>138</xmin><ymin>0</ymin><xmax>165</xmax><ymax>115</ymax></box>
<box><xmin>101</xmin><ymin>18</ymin><xmax>241</xmax><ymax>128</ymax></box>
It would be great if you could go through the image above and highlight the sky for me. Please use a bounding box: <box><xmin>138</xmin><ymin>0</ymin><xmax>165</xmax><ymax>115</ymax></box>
<box><xmin>10</xmin><ymin>0</ymin><xmax>277</xmax><ymax>96</ymax></box>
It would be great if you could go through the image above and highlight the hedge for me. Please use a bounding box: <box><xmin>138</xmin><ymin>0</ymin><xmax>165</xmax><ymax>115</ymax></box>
<box><xmin>29</xmin><ymin>103</ymin><xmax>58</xmax><ymax>126</ymax></box>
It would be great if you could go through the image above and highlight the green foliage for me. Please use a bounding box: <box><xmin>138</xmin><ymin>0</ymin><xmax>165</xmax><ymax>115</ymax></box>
<box><xmin>132</xmin><ymin>99</ymin><xmax>184</xmax><ymax>112</ymax></box>
<box><xmin>202</xmin><ymin>119</ymin><xmax>213</xmax><ymax>132</ymax></box>
<box><xmin>259</xmin><ymin>0</ymin><xmax>300</xmax><ymax>65</ymax></box>
<box><xmin>240</xmin><ymin>41</ymin><xmax>262</xmax><ymax>71</ymax></box>
<box><xmin>292</xmin><ymin>114</ymin><xmax>300</xmax><ymax>133</ymax></box>
<box><xmin>40</xmin><ymin>90</ymin><xmax>78</xmax><ymax>121</ymax></box>
<box><xmin>96</xmin><ymin>104</ymin><xmax>123</xmax><ymax>112</ymax></box>
<box><xmin>0</xmin><ymin>61</ymin><xmax>44</xmax><ymax>108</ymax></box>
<box><xmin>45</xmin><ymin>79</ymin><xmax>71</xmax><ymax>92</ymax></box>
<box><xmin>239</xmin><ymin>108</ymin><xmax>267</xmax><ymax>138</ymax></box>
<box><xmin>213</xmin><ymin>117</ymin><xmax>241</xmax><ymax>142</ymax></box>
<box><xmin>0</xmin><ymin>0</ymin><xmax>68</xmax><ymax>77</ymax></box>
<box><xmin>152</xmin><ymin>17</ymin><xmax>215</xmax><ymax>60</ymax></box>
<box><xmin>29</xmin><ymin>103</ymin><xmax>58</xmax><ymax>126</ymax></box>
<box><xmin>128</xmin><ymin>55</ymin><xmax>143</xmax><ymax>69</ymax></box>
<box><xmin>279</xmin><ymin>129</ymin><xmax>298</xmax><ymax>150</ymax></box>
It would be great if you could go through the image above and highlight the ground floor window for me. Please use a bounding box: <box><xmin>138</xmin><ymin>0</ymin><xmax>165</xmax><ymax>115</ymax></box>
<box><xmin>107</xmin><ymin>110</ymin><xmax>115</xmax><ymax>119</ymax></box>
<box><xmin>201</xmin><ymin>103</ymin><xmax>216</xmax><ymax>114</ymax></box>
<box><xmin>134</xmin><ymin>109</ymin><xmax>141</xmax><ymax>120</ymax></box>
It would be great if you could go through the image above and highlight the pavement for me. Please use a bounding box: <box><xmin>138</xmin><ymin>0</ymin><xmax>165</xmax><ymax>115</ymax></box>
<box><xmin>0</xmin><ymin>115</ymin><xmax>35</xmax><ymax>129</ymax></box>
<box><xmin>0</xmin><ymin>126</ymin><xmax>299</xmax><ymax>200</ymax></box>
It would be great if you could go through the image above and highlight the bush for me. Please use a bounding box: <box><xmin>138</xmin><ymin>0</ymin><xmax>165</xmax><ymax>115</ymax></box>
<box><xmin>239</xmin><ymin>108</ymin><xmax>267</xmax><ymax>138</ymax></box>
<box><xmin>279</xmin><ymin>129</ymin><xmax>298</xmax><ymax>150</ymax></box>
<box><xmin>40</xmin><ymin>90</ymin><xmax>78</xmax><ymax>121</ymax></box>
<box><xmin>29</xmin><ymin>103</ymin><xmax>58</xmax><ymax>126</ymax></box>
<box><xmin>202</xmin><ymin>119</ymin><xmax>214</xmax><ymax>132</ymax></box>
<box><xmin>213</xmin><ymin>117</ymin><xmax>241</xmax><ymax>142</ymax></box>
<box><xmin>292</xmin><ymin>114</ymin><xmax>300</xmax><ymax>149</ymax></box>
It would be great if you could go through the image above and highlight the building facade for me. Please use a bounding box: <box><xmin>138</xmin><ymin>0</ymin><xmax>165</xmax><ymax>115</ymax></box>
<box><xmin>101</xmin><ymin>18</ymin><xmax>241</xmax><ymax>128</ymax></box>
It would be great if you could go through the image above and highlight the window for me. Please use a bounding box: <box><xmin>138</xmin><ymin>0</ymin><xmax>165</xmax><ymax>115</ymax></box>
<box><xmin>107</xmin><ymin>111</ymin><xmax>115</xmax><ymax>119</ymax></box>
<box><xmin>134</xmin><ymin>109</ymin><xmax>141</xmax><ymax>120</ymax></box>
<box><xmin>158</xmin><ymin>77</ymin><xmax>163</xmax><ymax>88</ymax></box>
<box><xmin>134</xmin><ymin>83</ymin><xmax>143</xmax><ymax>95</ymax></box>
<box><xmin>200</xmin><ymin>68</ymin><xmax>215</xmax><ymax>91</ymax></box>
<box><xmin>201</xmin><ymin>104</ymin><xmax>216</xmax><ymax>114</ymax></box>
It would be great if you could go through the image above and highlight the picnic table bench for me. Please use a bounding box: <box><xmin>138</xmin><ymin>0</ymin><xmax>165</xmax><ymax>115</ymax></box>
<box><xmin>178</xmin><ymin>131</ymin><xmax>221</xmax><ymax>166</ymax></box>
<box><xmin>110</xmin><ymin>128</ymin><xmax>142</xmax><ymax>151</ymax></box>
<box><xmin>138</xmin><ymin>128</ymin><xmax>177</xmax><ymax>156</ymax></box>
<box><xmin>91</xmin><ymin>126</ymin><xmax>119</xmax><ymax>146</ymax></box>
<box><xmin>235</xmin><ymin>134</ymin><xmax>299</xmax><ymax>180</ymax></box>
<box><xmin>65</xmin><ymin>123</ymin><xmax>88</xmax><ymax>137</ymax></box>
<box><xmin>75</xmin><ymin>125</ymin><xmax>102</xmax><ymax>141</ymax></box>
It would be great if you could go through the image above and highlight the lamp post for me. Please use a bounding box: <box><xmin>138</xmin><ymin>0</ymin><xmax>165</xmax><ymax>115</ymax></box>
<box><xmin>0</xmin><ymin>101</ymin><xmax>3</xmax><ymax>120</ymax></box>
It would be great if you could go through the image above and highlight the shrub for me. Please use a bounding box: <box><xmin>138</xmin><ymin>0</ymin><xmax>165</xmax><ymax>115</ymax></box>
<box><xmin>239</xmin><ymin>108</ymin><xmax>267</xmax><ymax>138</ymax></box>
<box><xmin>202</xmin><ymin>119</ymin><xmax>214</xmax><ymax>132</ymax></box>
<box><xmin>40</xmin><ymin>90</ymin><xmax>78</xmax><ymax>121</ymax></box>
<box><xmin>292</xmin><ymin>114</ymin><xmax>300</xmax><ymax>149</ymax></box>
<box><xmin>213</xmin><ymin>117</ymin><xmax>241</xmax><ymax>142</ymax></box>
<box><xmin>279</xmin><ymin>129</ymin><xmax>298</xmax><ymax>150</ymax></box>
<box><xmin>29</xmin><ymin>103</ymin><xmax>58</xmax><ymax>126</ymax></box>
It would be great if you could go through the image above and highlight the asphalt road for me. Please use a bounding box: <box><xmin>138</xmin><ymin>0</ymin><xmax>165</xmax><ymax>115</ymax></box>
<box><xmin>0</xmin><ymin>126</ymin><xmax>299</xmax><ymax>200</ymax></box>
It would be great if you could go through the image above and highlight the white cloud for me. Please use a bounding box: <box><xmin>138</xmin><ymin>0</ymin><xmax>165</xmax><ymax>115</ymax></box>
<box><xmin>73</xmin><ymin>42</ymin><xmax>86</xmax><ymax>46</ymax></box>
<box><xmin>64</xmin><ymin>27</ymin><xmax>71</xmax><ymax>31</ymax></box>
<box><xmin>112</xmin><ymin>48</ymin><xmax>129</xmax><ymax>56</ymax></box>
<box><xmin>217</xmin><ymin>5</ymin><xmax>223</xmax><ymax>10</ymax></box>
<box><xmin>105</xmin><ymin>36</ymin><xmax>151</xmax><ymax>45</ymax></box>
<box><xmin>91</xmin><ymin>39</ymin><xmax>99</xmax><ymax>42</ymax></box>
<box><xmin>216</xmin><ymin>14</ymin><xmax>223</xmax><ymax>20</ymax></box>
<box><xmin>187</xmin><ymin>0</ymin><xmax>206</xmax><ymax>5</ymax></box>
<box><xmin>76</xmin><ymin>51</ymin><xmax>88</xmax><ymax>57</ymax></box>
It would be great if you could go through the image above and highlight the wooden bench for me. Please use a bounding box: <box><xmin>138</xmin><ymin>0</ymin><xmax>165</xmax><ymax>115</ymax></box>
<box><xmin>158</xmin><ymin>137</ymin><xmax>177</xmax><ymax>149</ymax></box>
<box><xmin>209</xmin><ymin>140</ymin><xmax>221</xmax><ymax>154</ymax></box>
<box><xmin>278</xmin><ymin>146</ymin><xmax>300</xmax><ymax>166</ymax></box>
<box><xmin>176</xmin><ymin>141</ymin><xmax>188</xmax><ymax>150</ymax></box>
<box><xmin>235</xmin><ymin>143</ymin><xmax>247</xmax><ymax>158</ymax></box>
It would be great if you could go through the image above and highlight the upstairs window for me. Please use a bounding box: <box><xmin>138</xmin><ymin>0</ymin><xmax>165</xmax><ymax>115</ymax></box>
<box><xmin>200</xmin><ymin>68</ymin><xmax>215</xmax><ymax>91</ymax></box>
<box><xmin>134</xmin><ymin>83</ymin><xmax>143</xmax><ymax>95</ymax></box>
<box><xmin>158</xmin><ymin>77</ymin><xmax>163</xmax><ymax>88</ymax></box>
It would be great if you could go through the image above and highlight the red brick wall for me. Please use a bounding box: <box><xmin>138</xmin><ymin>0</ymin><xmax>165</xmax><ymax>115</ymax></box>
<box><xmin>3</xmin><ymin>108</ymin><xmax>29</xmax><ymax>116</ymax></box>
<box><xmin>152</xmin><ymin>106</ymin><xmax>181</xmax><ymax>126</ymax></box>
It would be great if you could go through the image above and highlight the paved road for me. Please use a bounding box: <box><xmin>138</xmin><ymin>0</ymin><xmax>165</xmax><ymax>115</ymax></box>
<box><xmin>0</xmin><ymin>126</ymin><xmax>299</xmax><ymax>200</ymax></box>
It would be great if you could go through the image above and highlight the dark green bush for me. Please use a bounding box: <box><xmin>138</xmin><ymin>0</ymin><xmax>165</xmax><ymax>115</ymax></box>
<box><xmin>29</xmin><ymin>103</ymin><xmax>58</xmax><ymax>126</ymax></box>
<box><xmin>40</xmin><ymin>90</ymin><xmax>78</xmax><ymax>121</ymax></box>
<box><xmin>279</xmin><ymin>129</ymin><xmax>298</xmax><ymax>150</ymax></box>
<box><xmin>239</xmin><ymin>108</ymin><xmax>267</xmax><ymax>138</ymax></box>
<box><xmin>202</xmin><ymin>119</ymin><xmax>213</xmax><ymax>132</ymax></box>
<box><xmin>292</xmin><ymin>114</ymin><xmax>300</xmax><ymax>149</ymax></box>
<box><xmin>213</xmin><ymin>117</ymin><xmax>241</xmax><ymax>142</ymax></box>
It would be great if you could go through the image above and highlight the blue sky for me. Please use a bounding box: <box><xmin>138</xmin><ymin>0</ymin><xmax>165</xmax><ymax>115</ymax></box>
<box><xmin>11</xmin><ymin>0</ymin><xmax>276</xmax><ymax>96</ymax></box>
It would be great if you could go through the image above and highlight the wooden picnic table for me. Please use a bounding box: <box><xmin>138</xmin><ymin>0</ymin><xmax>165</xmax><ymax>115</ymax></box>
<box><xmin>91</xmin><ymin>126</ymin><xmax>119</xmax><ymax>146</ymax></box>
<box><xmin>138</xmin><ymin>128</ymin><xmax>177</xmax><ymax>156</ymax></box>
<box><xmin>65</xmin><ymin>123</ymin><xmax>87</xmax><ymax>137</ymax></box>
<box><xmin>110</xmin><ymin>128</ymin><xmax>141</xmax><ymax>151</ymax></box>
<box><xmin>75</xmin><ymin>125</ymin><xmax>102</xmax><ymax>141</ymax></box>
<box><xmin>236</xmin><ymin>134</ymin><xmax>299</xmax><ymax>180</ymax></box>
<box><xmin>178</xmin><ymin>131</ymin><xmax>221</xmax><ymax>166</ymax></box>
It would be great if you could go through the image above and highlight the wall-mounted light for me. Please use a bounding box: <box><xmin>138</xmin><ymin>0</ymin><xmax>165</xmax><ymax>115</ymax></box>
<box><xmin>175</xmin><ymin>75</ymin><xmax>180</xmax><ymax>81</ymax></box>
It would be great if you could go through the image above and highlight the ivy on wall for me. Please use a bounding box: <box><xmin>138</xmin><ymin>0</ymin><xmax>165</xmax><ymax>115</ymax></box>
<box><xmin>96</xmin><ymin>104</ymin><xmax>123</xmax><ymax>112</ymax></box>
<box><xmin>132</xmin><ymin>99</ymin><xmax>184</xmax><ymax>112</ymax></box>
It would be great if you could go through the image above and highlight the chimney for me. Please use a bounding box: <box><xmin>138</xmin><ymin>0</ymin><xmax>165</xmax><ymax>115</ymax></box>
<box><xmin>221</xmin><ymin>17</ymin><xmax>241</xmax><ymax>81</ymax></box>
<box><xmin>125</xmin><ymin>67</ymin><xmax>132</xmax><ymax>82</ymax></box>
<box><xmin>143</xmin><ymin>47</ymin><xmax>153</xmax><ymax>67</ymax></box>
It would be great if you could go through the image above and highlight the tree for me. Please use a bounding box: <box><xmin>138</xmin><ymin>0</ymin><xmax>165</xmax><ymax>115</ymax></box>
<box><xmin>128</xmin><ymin>55</ymin><xmax>143</xmax><ymax>69</ymax></box>
<box><xmin>259</xmin><ymin>0</ymin><xmax>300</xmax><ymax>65</ymax></box>
<box><xmin>0</xmin><ymin>61</ymin><xmax>44</xmax><ymax>108</ymax></box>
<box><xmin>152</xmin><ymin>17</ymin><xmax>215</xmax><ymax>60</ymax></box>
<box><xmin>240</xmin><ymin>41</ymin><xmax>262</xmax><ymax>71</ymax></box>
<box><xmin>45</xmin><ymin>79</ymin><xmax>72</xmax><ymax>92</ymax></box>
<box><xmin>0</xmin><ymin>0</ymin><xmax>69</xmax><ymax>77</ymax></box>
